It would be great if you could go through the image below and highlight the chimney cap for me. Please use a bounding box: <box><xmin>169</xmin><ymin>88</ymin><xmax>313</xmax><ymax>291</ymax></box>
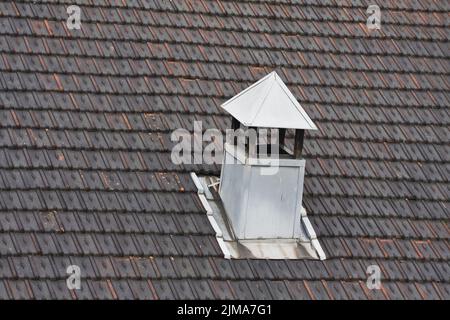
<box><xmin>221</xmin><ymin>71</ymin><xmax>317</xmax><ymax>130</ymax></box>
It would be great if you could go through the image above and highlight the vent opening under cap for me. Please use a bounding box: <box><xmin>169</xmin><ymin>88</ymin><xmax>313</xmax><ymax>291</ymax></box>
<box><xmin>192</xmin><ymin>72</ymin><xmax>325</xmax><ymax>260</ymax></box>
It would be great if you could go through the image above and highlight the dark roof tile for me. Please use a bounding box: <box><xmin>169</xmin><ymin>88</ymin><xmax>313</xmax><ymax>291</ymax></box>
<box><xmin>210</xmin><ymin>280</ymin><xmax>234</xmax><ymax>299</ymax></box>
<box><xmin>265</xmin><ymin>280</ymin><xmax>292</xmax><ymax>300</ymax></box>
<box><xmin>28</xmin><ymin>280</ymin><xmax>52</xmax><ymax>300</ymax></box>
<box><xmin>172</xmin><ymin>279</ymin><xmax>197</xmax><ymax>300</ymax></box>
<box><xmin>127</xmin><ymin>279</ymin><xmax>155</xmax><ymax>300</ymax></box>
<box><xmin>149</xmin><ymin>280</ymin><xmax>174</xmax><ymax>300</ymax></box>
<box><xmin>47</xmin><ymin>280</ymin><xmax>73</xmax><ymax>300</ymax></box>
<box><xmin>324</xmin><ymin>281</ymin><xmax>349</xmax><ymax>300</ymax></box>
<box><xmin>90</xmin><ymin>280</ymin><xmax>116</xmax><ymax>300</ymax></box>
<box><xmin>341</xmin><ymin>281</ymin><xmax>367</xmax><ymax>300</ymax></box>
<box><xmin>433</xmin><ymin>261</ymin><xmax>450</xmax><ymax>282</ymax></box>
<box><xmin>8</xmin><ymin>280</ymin><xmax>32</xmax><ymax>300</ymax></box>
<box><xmin>305</xmin><ymin>280</ymin><xmax>331</xmax><ymax>300</ymax></box>
<box><xmin>415</xmin><ymin>282</ymin><xmax>442</xmax><ymax>300</ymax></box>
<box><xmin>246</xmin><ymin>280</ymin><xmax>273</xmax><ymax>300</ymax></box>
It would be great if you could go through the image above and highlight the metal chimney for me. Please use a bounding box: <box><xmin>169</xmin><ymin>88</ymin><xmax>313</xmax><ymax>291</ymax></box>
<box><xmin>219</xmin><ymin>71</ymin><xmax>317</xmax><ymax>241</ymax></box>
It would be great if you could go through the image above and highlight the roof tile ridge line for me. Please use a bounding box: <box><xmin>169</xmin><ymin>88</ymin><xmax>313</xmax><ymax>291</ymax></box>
<box><xmin>0</xmin><ymin>184</ymin><xmax>446</xmax><ymax>199</ymax></box>
<box><xmin>0</xmin><ymin>92</ymin><xmax>447</xmax><ymax>113</ymax></box>
<box><xmin>1</xmin><ymin>225</ymin><xmax>447</xmax><ymax>238</ymax></box>
<box><xmin>3</xmin><ymin>60</ymin><xmax>449</xmax><ymax>81</ymax></box>
<box><xmin>1</xmin><ymin>33</ymin><xmax>447</xmax><ymax>58</ymax></box>
<box><xmin>0</xmin><ymin>187</ymin><xmax>195</xmax><ymax>195</ymax></box>
<box><xmin>13</xmin><ymin>0</ymin><xmax>449</xmax><ymax>18</ymax></box>
<box><xmin>16</xmin><ymin>0</ymin><xmax>448</xmax><ymax>14</ymax></box>
<box><xmin>3</xmin><ymin>13</ymin><xmax>447</xmax><ymax>30</ymax></box>
<box><xmin>5</xmin><ymin>185</ymin><xmax>449</xmax><ymax>200</ymax></box>
<box><xmin>273</xmin><ymin>72</ymin><xmax>318</xmax><ymax>130</ymax></box>
<box><xmin>300</xmin><ymin>214</ymin><xmax>450</xmax><ymax>224</ymax></box>
<box><xmin>3</xmin><ymin>118</ymin><xmax>450</xmax><ymax>135</ymax></box>
<box><xmin>316</xmin><ymin>235</ymin><xmax>450</xmax><ymax>242</ymax></box>
<box><xmin>2</xmin><ymin>15</ymin><xmax>449</xmax><ymax>41</ymax></box>
<box><xmin>217</xmin><ymin>0</ymin><xmax>449</xmax><ymax>14</ymax></box>
<box><xmin>0</xmin><ymin>167</ymin><xmax>194</xmax><ymax>176</ymax></box>
<box><xmin>1</xmin><ymin>167</ymin><xmax>448</xmax><ymax>185</ymax></box>
<box><xmin>6</xmin><ymin>11</ymin><xmax>448</xmax><ymax>30</ymax></box>
<box><xmin>1</xmin><ymin>55</ymin><xmax>448</xmax><ymax>77</ymax></box>
<box><xmin>2</xmin><ymin>110</ymin><xmax>449</xmax><ymax>128</ymax></box>
<box><xmin>0</xmin><ymin>83</ymin><xmax>447</xmax><ymax>96</ymax></box>
<box><xmin>3</xmin><ymin>69</ymin><xmax>450</xmax><ymax>94</ymax></box>
<box><xmin>0</xmin><ymin>230</ymin><xmax>207</xmax><ymax>236</ymax></box>
<box><xmin>0</xmin><ymin>99</ymin><xmax>447</xmax><ymax>113</ymax></box>
<box><xmin>0</xmin><ymin>43</ymin><xmax>445</xmax><ymax>67</ymax></box>
<box><xmin>248</xmin><ymin>71</ymin><xmax>278</xmax><ymax>126</ymax></box>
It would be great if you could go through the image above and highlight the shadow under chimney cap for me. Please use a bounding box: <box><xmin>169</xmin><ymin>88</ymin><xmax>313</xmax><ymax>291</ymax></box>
<box><xmin>221</xmin><ymin>71</ymin><xmax>318</xmax><ymax>130</ymax></box>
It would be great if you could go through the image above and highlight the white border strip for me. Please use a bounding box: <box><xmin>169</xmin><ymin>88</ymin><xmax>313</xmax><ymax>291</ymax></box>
<box><xmin>198</xmin><ymin>194</ymin><xmax>212</xmax><ymax>215</ymax></box>
<box><xmin>301</xmin><ymin>207</ymin><xmax>326</xmax><ymax>260</ymax></box>
<box><xmin>191</xmin><ymin>172</ymin><xmax>231</xmax><ymax>259</ymax></box>
<box><xmin>192</xmin><ymin>172</ymin><xmax>324</xmax><ymax>261</ymax></box>
<box><xmin>216</xmin><ymin>237</ymin><xmax>231</xmax><ymax>260</ymax></box>
<box><xmin>190</xmin><ymin>172</ymin><xmax>204</xmax><ymax>194</ymax></box>
<box><xmin>207</xmin><ymin>215</ymin><xmax>223</xmax><ymax>238</ymax></box>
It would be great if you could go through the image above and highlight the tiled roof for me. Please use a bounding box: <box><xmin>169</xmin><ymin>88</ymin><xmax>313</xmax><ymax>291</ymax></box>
<box><xmin>0</xmin><ymin>0</ymin><xmax>449</xmax><ymax>299</ymax></box>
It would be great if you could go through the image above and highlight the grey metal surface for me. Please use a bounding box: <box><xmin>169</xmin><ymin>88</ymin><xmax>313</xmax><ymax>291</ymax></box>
<box><xmin>221</xmin><ymin>71</ymin><xmax>318</xmax><ymax>130</ymax></box>
<box><xmin>219</xmin><ymin>144</ymin><xmax>306</xmax><ymax>240</ymax></box>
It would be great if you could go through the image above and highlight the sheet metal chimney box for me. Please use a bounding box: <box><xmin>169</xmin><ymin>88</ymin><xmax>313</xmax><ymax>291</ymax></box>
<box><xmin>219</xmin><ymin>71</ymin><xmax>317</xmax><ymax>240</ymax></box>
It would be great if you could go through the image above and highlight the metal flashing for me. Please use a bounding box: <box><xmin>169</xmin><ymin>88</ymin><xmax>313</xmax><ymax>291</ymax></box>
<box><xmin>191</xmin><ymin>173</ymin><xmax>324</xmax><ymax>260</ymax></box>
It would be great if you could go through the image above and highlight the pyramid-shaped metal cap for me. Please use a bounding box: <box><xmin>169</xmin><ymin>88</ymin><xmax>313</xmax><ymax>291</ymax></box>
<box><xmin>221</xmin><ymin>71</ymin><xmax>317</xmax><ymax>130</ymax></box>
